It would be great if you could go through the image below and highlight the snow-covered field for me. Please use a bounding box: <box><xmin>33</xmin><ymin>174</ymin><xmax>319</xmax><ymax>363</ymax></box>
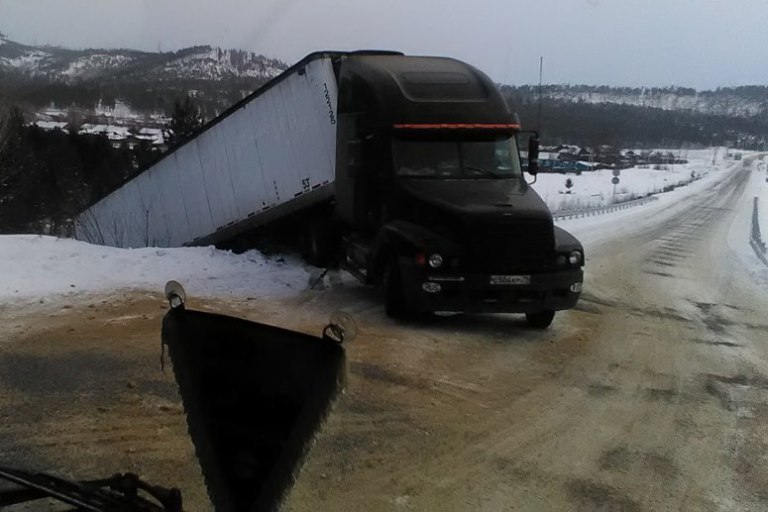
<box><xmin>0</xmin><ymin>148</ymin><xmax>764</xmax><ymax>306</ymax></box>
<box><xmin>532</xmin><ymin>148</ymin><xmax>727</xmax><ymax>212</ymax></box>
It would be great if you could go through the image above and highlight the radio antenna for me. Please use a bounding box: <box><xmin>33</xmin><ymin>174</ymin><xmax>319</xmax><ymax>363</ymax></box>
<box><xmin>537</xmin><ymin>56</ymin><xmax>544</xmax><ymax>133</ymax></box>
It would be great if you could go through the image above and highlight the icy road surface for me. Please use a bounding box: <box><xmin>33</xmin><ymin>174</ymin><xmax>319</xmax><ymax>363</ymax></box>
<box><xmin>1</xmin><ymin>155</ymin><xmax>768</xmax><ymax>511</ymax></box>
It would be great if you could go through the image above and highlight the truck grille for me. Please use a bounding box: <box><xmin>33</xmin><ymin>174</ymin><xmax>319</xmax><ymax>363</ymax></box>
<box><xmin>468</xmin><ymin>221</ymin><xmax>554</xmax><ymax>273</ymax></box>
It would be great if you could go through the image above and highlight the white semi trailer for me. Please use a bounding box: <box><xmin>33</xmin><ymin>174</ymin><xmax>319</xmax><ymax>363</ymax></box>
<box><xmin>75</xmin><ymin>53</ymin><xmax>339</xmax><ymax>248</ymax></box>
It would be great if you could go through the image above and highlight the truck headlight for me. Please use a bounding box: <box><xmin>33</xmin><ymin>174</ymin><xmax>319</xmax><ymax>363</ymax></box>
<box><xmin>428</xmin><ymin>253</ymin><xmax>443</xmax><ymax>268</ymax></box>
<box><xmin>568</xmin><ymin>250</ymin><xmax>583</xmax><ymax>266</ymax></box>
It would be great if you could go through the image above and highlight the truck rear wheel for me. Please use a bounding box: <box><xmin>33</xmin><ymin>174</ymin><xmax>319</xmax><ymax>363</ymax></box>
<box><xmin>385</xmin><ymin>257</ymin><xmax>408</xmax><ymax>319</ymax></box>
<box><xmin>525</xmin><ymin>310</ymin><xmax>555</xmax><ymax>329</ymax></box>
<box><xmin>301</xmin><ymin>219</ymin><xmax>336</xmax><ymax>267</ymax></box>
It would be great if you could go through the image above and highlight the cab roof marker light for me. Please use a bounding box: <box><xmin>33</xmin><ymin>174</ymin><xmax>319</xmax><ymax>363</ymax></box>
<box><xmin>393</xmin><ymin>123</ymin><xmax>521</xmax><ymax>130</ymax></box>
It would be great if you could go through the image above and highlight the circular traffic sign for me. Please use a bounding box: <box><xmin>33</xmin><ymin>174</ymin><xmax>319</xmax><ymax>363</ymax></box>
<box><xmin>611</xmin><ymin>176</ymin><xmax>620</xmax><ymax>185</ymax></box>
<box><xmin>612</xmin><ymin>169</ymin><xmax>621</xmax><ymax>177</ymax></box>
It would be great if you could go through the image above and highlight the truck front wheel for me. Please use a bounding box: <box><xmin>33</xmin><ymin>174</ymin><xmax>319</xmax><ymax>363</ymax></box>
<box><xmin>385</xmin><ymin>257</ymin><xmax>408</xmax><ymax>319</ymax></box>
<box><xmin>525</xmin><ymin>310</ymin><xmax>555</xmax><ymax>329</ymax></box>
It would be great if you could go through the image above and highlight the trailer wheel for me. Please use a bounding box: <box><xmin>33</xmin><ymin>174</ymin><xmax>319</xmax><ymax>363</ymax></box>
<box><xmin>385</xmin><ymin>257</ymin><xmax>408</xmax><ymax>319</ymax></box>
<box><xmin>302</xmin><ymin>219</ymin><xmax>336</xmax><ymax>267</ymax></box>
<box><xmin>525</xmin><ymin>310</ymin><xmax>555</xmax><ymax>329</ymax></box>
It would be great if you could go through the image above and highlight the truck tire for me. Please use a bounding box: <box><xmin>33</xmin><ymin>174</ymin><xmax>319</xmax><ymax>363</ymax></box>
<box><xmin>385</xmin><ymin>257</ymin><xmax>408</xmax><ymax>319</ymax></box>
<box><xmin>302</xmin><ymin>219</ymin><xmax>336</xmax><ymax>267</ymax></box>
<box><xmin>525</xmin><ymin>310</ymin><xmax>555</xmax><ymax>329</ymax></box>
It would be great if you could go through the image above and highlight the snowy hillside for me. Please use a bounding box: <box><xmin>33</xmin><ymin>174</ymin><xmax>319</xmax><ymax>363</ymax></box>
<box><xmin>505</xmin><ymin>84</ymin><xmax>768</xmax><ymax>118</ymax></box>
<box><xmin>155</xmin><ymin>47</ymin><xmax>286</xmax><ymax>81</ymax></box>
<box><xmin>0</xmin><ymin>36</ymin><xmax>287</xmax><ymax>84</ymax></box>
<box><xmin>550</xmin><ymin>87</ymin><xmax>767</xmax><ymax>117</ymax></box>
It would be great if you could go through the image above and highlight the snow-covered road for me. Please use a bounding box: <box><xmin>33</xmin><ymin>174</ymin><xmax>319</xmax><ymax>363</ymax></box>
<box><xmin>288</xmin><ymin>153</ymin><xmax>768</xmax><ymax>511</ymax></box>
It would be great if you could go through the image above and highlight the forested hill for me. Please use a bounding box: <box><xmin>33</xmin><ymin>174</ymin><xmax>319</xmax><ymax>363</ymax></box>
<box><xmin>502</xmin><ymin>84</ymin><xmax>768</xmax><ymax>149</ymax></box>
<box><xmin>507</xmin><ymin>84</ymin><xmax>768</xmax><ymax>118</ymax></box>
<box><xmin>0</xmin><ymin>35</ymin><xmax>287</xmax><ymax>117</ymax></box>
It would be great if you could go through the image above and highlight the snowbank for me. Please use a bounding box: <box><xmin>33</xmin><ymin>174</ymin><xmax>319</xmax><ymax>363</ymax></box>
<box><xmin>757</xmin><ymin>159</ymin><xmax>768</xmax><ymax>239</ymax></box>
<box><xmin>0</xmin><ymin>235</ymin><xmax>311</xmax><ymax>303</ymax></box>
<box><xmin>725</xmin><ymin>159</ymin><xmax>768</xmax><ymax>289</ymax></box>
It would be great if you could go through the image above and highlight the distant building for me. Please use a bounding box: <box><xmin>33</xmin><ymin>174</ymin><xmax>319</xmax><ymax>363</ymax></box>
<box><xmin>555</xmin><ymin>144</ymin><xmax>592</xmax><ymax>162</ymax></box>
<box><xmin>30</xmin><ymin>119</ymin><xmax>167</xmax><ymax>150</ymax></box>
<box><xmin>33</xmin><ymin>120</ymin><xmax>69</xmax><ymax>132</ymax></box>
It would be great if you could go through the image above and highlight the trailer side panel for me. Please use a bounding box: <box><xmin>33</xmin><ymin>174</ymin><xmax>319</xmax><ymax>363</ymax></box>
<box><xmin>75</xmin><ymin>56</ymin><xmax>338</xmax><ymax>248</ymax></box>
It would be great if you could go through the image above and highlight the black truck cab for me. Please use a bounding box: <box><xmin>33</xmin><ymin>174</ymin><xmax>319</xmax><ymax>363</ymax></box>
<box><xmin>333</xmin><ymin>53</ymin><xmax>583</xmax><ymax>327</ymax></box>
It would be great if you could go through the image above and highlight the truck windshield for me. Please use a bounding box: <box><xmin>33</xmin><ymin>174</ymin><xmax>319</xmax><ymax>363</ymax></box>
<box><xmin>393</xmin><ymin>134</ymin><xmax>522</xmax><ymax>179</ymax></box>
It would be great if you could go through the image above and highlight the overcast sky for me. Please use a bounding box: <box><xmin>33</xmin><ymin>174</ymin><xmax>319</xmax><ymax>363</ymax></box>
<box><xmin>1</xmin><ymin>0</ymin><xmax>767</xmax><ymax>89</ymax></box>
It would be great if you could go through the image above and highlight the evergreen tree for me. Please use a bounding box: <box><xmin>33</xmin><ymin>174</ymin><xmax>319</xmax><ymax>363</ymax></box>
<box><xmin>0</xmin><ymin>105</ymin><xmax>136</xmax><ymax>233</ymax></box>
<box><xmin>165</xmin><ymin>95</ymin><xmax>203</xmax><ymax>146</ymax></box>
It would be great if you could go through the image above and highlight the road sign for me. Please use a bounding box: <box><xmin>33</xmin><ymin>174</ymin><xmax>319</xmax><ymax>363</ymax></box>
<box><xmin>612</xmin><ymin>169</ymin><xmax>621</xmax><ymax>177</ymax></box>
<box><xmin>611</xmin><ymin>176</ymin><xmax>620</xmax><ymax>185</ymax></box>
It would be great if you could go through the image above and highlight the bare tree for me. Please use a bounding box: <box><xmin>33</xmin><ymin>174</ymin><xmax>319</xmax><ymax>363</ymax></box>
<box><xmin>106</xmin><ymin>213</ymin><xmax>127</xmax><ymax>248</ymax></box>
<box><xmin>74</xmin><ymin>209</ymin><xmax>107</xmax><ymax>245</ymax></box>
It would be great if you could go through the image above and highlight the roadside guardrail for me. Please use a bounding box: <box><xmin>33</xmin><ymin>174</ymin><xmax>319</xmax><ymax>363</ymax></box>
<box><xmin>750</xmin><ymin>196</ymin><xmax>768</xmax><ymax>266</ymax></box>
<box><xmin>552</xmin><ymin>195</ymin><xmax>659</xmax><ymax>221</ymax></box>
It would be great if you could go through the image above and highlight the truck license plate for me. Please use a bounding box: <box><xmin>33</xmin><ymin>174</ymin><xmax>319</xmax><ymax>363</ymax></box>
<box><xmin>490</xmin><ymin>275</ymin><xmax>530</xmax><ymax>285</ymax></box>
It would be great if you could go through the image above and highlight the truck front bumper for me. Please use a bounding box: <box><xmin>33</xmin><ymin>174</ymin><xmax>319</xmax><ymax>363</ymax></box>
<box><xmin>400</xmin><ymin>264</ymin><xmax>583</xmax><ymax>314</ymax></box>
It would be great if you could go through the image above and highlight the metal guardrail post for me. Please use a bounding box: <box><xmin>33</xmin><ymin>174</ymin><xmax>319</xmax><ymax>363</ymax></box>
<box><xmin>552</xmin><ymin>195</ymin><xmax>659</xmax><ymax>221</ymax></box>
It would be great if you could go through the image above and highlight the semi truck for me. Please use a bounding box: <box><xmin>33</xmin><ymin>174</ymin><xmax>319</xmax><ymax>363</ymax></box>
<box><xmin>75</xmin><ymin>51</ymin><xmax>584</xmax><ymax>327</ymax></box>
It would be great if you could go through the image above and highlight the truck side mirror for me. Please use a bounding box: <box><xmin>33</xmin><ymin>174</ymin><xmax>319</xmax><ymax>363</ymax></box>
<box><xmin>528</xmin><ymin>136</ymin><xmax>540</xmax><ymax>176</ymax></box>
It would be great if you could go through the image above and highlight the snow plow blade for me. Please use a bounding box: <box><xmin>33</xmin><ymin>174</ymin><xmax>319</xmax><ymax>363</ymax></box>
<box><xmin>161</xmin><ymin>282</ymin><xmax>347</xmax><ymax>512</ymax></box>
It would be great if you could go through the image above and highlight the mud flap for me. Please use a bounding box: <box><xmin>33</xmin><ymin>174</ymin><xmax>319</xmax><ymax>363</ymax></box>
<box><xmin>161</xmin><ymin>285</ymin><xmax>347</xmax><ymax>512</ymax></box>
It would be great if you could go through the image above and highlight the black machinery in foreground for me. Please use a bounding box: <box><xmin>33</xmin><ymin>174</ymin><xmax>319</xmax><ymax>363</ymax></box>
<box><xmin>0</xmin><ymin>281</ymin><xmax>351</xmax><ymax>512</ymax></box>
